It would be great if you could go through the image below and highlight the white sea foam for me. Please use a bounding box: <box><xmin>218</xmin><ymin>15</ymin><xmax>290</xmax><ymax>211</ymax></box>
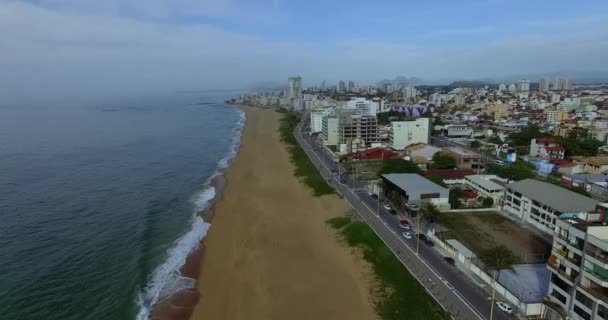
<box><xmin>135</xmin><ymin>107</ymin><xmax>246</xmax><ymax>320</ymax></box>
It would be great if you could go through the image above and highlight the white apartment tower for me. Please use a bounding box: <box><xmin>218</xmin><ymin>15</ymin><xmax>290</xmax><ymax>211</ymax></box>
<box><xmin>518</xmin><ymin>79</ymin><xmax>531</xmax><ymax>92</ymax></box>
<box><xmin>388</xmin><ymin>118</ymin><xmax>430</xmax><ymax>150</ymax></box>
<box><xmin>540</xmin><ymin>78</ymin><xmax>551</xmax><ymax>92</ymax></box>
<box><xmin>547</xmin><ymin>208</ymin><xmax>608</xmax><ymax>320</ymax></box>
<box><xmin>404</xmin><ymin>86</ymin><xmax>417</xmax><ymax>100</ymax></box>
<box><xmin>288</xmin><ymin>76</ymin><xmax>302</xmax><ymax>100</ymax></box>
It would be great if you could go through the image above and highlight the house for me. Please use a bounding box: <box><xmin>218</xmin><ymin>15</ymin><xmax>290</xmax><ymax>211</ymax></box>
<box><xmin>442</xmin><ymin>147</ymin><xmax>482</xmax><ymax>170</ymax></box>
<box><xmin>405</xmin><ymin>144</ymin><xmax>441</xmax><ymax>168</ymax></box>
<box><xmin>547</xmin><ymin>209</ymin><xmax>608</xmax><ymax>320</ymax></box>
<box><xmin>529</xmin><ymin>138</ymin><xmax>565</xmax><ymax>160</ymax></box>
<box><xmin>561</xmin><ymin>173</ymin><xmax>608</xmax><ymax>196</ymax></box>
<box><xmin>572</xmin><ymin>156</ymin><xmax>608</xmax><ymax>174</ymax></box>
<box><xmin>503</xmin><ymin>179</ymin><xmax>599</xmax><ymax>234</ymax></box>
<box><xmin>381</xmin><ymin>173</ymin><xmax>450</xmax><ymax>211</ymax></box>
<box><xmin>552</xmin><ymin>160</ymin><xmax>583</xmax><ymax>175</ymax></box>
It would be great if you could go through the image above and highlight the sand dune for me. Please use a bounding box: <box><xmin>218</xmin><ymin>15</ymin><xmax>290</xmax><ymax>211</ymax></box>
<box><xmin>189</xmin><ymin>106</ymin><xmax>377</xmax><ymax>320</ymax></box>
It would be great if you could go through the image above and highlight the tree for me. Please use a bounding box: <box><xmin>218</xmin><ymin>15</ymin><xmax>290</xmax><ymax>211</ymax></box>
<box><xmin>421</xmin><ymin>202</ymin><xmax>442</xmax><ymax>232</ymax></box>
<box><xmin>488</xmin><ymin>136</ymin><xmax>503</xmax><ymax>145</ymax></box>
<box><xmin>481</xmin><ymin>197</ymin><xmax>494</xmax><ymax>208</ymax></box>
<box><xmin>470</xmin><ymin>140</ymin><xmax>482</xmax><ymax>149</ymax></box>
<box><xmin>557</xmin><ymin>136</ymin><xmax>603</xmax><ymax>157</ymax></box>
<box><xmin>430</xmin><ymin>153</ymin><xmax>457</xmax><ymax>169</ymax></box>
<box><xmin>486</xmin><ymin>161</ymin><xmax>535</xmax><ymax>181</ymax></box>
<box><xmin>426</xmin><ymin>175</ymin><xmax>448</xmax><ymax>188</ymax></box>
<box><xmin>379</xmin><ymin>159</ymin><xmax>422</xmax><ymax>174</ymax></box>
<box><xmin>506</xmin><ymin>124</ymin><xmax>552</xmax><ymax>147</ymax></box>
<box><xmin>449</xmin><ymin>187</ymin><xmax>464</xmax><ymax>209</ymax></box>
<box><xmin>479</xmin><ymin>245</ymin><xmax>519</xmax><ymax>320</ymax></box>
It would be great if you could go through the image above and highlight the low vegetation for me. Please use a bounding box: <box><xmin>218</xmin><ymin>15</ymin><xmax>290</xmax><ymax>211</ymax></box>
<box><xmin>486</xmin><ymin>160</ymin><xmax>536</xmax><ymax>181</ymax></box>
<box><xmin>326</xmin><ymin>217</ymin><xmax>450</xmax><ymax>320</ymax></box>
<box><xmin>279</xmin><ymin>113</ymin><xmax>334</xmax><ymax>196</ymax></box>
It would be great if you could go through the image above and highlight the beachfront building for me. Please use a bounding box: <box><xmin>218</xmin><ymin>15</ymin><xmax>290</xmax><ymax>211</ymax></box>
<box><xmin>321</xmin><ymin>110</ymin><xmax>379</xmax><ymax>152</ymax></box>
<box><xmin>288</xmin><ymin>76</ymin><xmax>302</xmax><ymax>100</ymax></box>
<box><xmin>310</xmin><ymin>110</ymin><xmax>325</xmax><ymax>133</ymax></box>
<box><xmin>547</xmin><ymin>208</ymin><xmax>608</xmax><ymax>320</ymax></box>
<box><xmin>388</xmin><ymin>118</ymin><xmax>430</xmax><ymax>150</ymax></box>
<box><xmin>503</xmin><ymin>179</ymin><xmax>598</xmax><ymax>234</ymax></box>
<box><xmin>381</xmin><ymin>173</ymin><xmax>450</xmax><ymax>211</ymax></box>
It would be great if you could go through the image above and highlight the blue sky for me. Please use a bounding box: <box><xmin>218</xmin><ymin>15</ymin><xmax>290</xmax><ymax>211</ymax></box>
<box><xmin>1</xmin><ymin>0</ymin><xmax>607</xmax><ymax>97</ymax></box>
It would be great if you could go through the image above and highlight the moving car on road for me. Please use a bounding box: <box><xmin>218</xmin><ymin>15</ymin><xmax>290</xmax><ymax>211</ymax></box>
<box><xmin>495</xmin><ymin>301</ymin><xmax>513</xmax><ymax>314</ymax></box>
<box><xmin>402</xmin><ymin>232</ymin><xmax>413</xmax><ymax>239</ymax></box>
<box><xmin>424</xmin><ymin>239</ymin><xmax>434</xmax><ymax>247</ymax></box>
<box><xmin>417</xmin><ymin>233</ymin><xmax>427</xmax><ymax>241</ymax></box>
<box><xmin>443</xmin><ymin>257</ymin><xmax>456</xmax><ymax>265</ymax></box>
<box><xmin>399</xmin><ymin>223</ymin><xmax>411</xmax><ymax>230</ymax></box>
<box><xmin>382</xmin><ymin>204</ymin><xmax>391</xmax><ymax>210</ymax></box>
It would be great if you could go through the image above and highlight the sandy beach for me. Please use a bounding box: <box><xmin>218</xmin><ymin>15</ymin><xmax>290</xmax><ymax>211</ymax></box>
<box><xmin>189</xmin><ymin>106</ymin><xmax>377</xmax><ymax>320</ymax></box>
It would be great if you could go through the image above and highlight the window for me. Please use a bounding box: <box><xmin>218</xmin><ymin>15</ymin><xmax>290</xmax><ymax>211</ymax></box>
<box><xmin>551</xmin><ymin>289</ymin><xmax>567</xmax><ymax>304</ymax></box>
<box><xmin>576</xmin><ymin>291</ymin><xmax>593</xmax><ymax>309</ymax></box>
<box><xmin>574</xmin><ymin>305</ymin><xmax>591</xmax><ymax>320</ymax></box>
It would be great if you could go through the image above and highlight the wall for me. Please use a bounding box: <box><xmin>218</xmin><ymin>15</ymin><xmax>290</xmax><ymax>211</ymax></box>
<box><xmin>428</xmin><ymin>232</ymin><xmax>544</xmax><ymax>316</ymax></box>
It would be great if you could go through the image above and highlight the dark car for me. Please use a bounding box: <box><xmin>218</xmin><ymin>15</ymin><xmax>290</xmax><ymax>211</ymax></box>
<box><xmin>389</xmin><ymin>209</ymin><xmax>397</xmax><ymax>215</ymax></box>
<box><xmin>371</xmin><ymin>194</ymin><xmax>378</xmax><ymax>200</ymax></box>
<box><xmin>417</xmin><ymin>234</ymin><xmax>427</xmax><ymax>241</ymax></box>
<box><xmin>424</xmin><ymin>239</ymin><xmax>434</xmax><ymax>247</ymax></box>
<box><xmin>443</xmin><ymin>257</ymin><xmax>456</xmax><ymax>265</ymax></box>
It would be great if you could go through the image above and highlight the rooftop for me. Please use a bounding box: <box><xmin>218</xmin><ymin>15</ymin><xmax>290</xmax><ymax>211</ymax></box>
<box><xmin>443</xmin><ymin>146</ymin><xmax>480</xmax><ymax>157</ymax></box>
<box><xmin>506</xmin><ymin>179</ymin><xmax>598</xmax><ymax>213</ymax></box>
<box><xmin>572</xmin><ymin>156</ymin><xmax>608</xmax><ymax>167</ymax></box>
<box><xmin>465</xmin><ymin>175</ymin><xmax>505</xmax><ymax>192</ymax></box>
<box><xmin>381</xmin><ymin>173</ymin><xmax>449</xmax><ymax>199</ymax></box>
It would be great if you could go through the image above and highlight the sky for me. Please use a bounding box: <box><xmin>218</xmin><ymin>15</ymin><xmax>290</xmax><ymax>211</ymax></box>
<box><xmin>1</xmin><ymin>0</ymin><xmax>608</xmax><ymax>98</ymax></box>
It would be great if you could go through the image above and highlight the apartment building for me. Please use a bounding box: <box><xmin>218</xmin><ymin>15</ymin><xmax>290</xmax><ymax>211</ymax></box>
<box><xmin>442</xmin><ymin>124</ymin><xmax>473</xmax><ymax>138</ymax></box>
<box><xmin>504</xmin><ymin>179</ymin><xmax>598</xmax><ymax>234</ymax></box>
<box><xmin>321</xmin><ymin>110</ymin><xmax>379</xmax><ymax>151</ymax></box>
<box><xmin>388</xmin><ymin>118</ymin><xmax>430</xmax><ymax>150</ymax></box>
<box><xmin>547</xmin><ymin>208</ymin><xmax>608</xmax><ymax>320</ymax></box>
<box><xmin>545</xmin><ymin>110</ymin><xmax>569</xmax><ymax>124</ymax></box>
<box><xmin>464</xmin><ymin>175</ymin><xmax>505</xmax><ymax>203</ymax></box>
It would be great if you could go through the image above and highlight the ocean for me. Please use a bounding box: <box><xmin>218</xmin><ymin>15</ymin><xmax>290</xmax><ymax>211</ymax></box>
<box><xmin>0</xmin><ymin>92</ymin><xmax>244</xmax><ymax>320</ymax></box>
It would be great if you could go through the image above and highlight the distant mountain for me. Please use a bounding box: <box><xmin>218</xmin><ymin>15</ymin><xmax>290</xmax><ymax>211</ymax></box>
<box><xmin>447</xmin><ymin>80</ymin><xmax>492</xmax><ymax>88</ymax></box>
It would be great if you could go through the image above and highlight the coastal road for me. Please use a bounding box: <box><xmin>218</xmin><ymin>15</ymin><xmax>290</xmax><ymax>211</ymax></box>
<box><xmin>295</xmin><ymin>122</ymin><xmax>512</xmax><ymax>320</ymax></box>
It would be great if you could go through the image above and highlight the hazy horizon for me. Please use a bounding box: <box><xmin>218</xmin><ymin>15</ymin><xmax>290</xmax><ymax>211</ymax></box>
<box><xmin>1</xmin><ymin>0</ymin><xmax>608</xmax><ymax>100</ymax></box>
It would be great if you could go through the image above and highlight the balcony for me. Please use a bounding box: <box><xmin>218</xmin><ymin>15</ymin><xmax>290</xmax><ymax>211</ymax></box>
<box><xmin>554</xmin><ymin>247</ymin><xmax>568</xmax><ymax>257</ymax></box>
<box><xmin>548</xmin><ymin>262</ymin><xmax>576</xmax><ymax>284</ymax></box>
<box><xmin>585</xmin><ymin>268</ymin><xmax>608</xmax><ymax>287</ymax></box>
<box><xmin>582</xmin><ymin>285</ymin><xmax>608</xmax><ymax>305</ymax></box>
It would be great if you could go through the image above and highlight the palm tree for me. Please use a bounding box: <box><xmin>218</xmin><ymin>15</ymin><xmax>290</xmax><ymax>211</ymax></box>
<box><xmin>479</xmin><ymin>245</ymin><xmax>519</xmax><ymax>319</ymax></box>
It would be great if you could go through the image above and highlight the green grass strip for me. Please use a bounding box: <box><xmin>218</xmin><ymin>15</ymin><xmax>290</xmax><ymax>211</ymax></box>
<box><xmin>278</xmin><ymin>112</ymin><xmax>334</xmax><ymax>196</ymax></box>
<box><xmin>327</xmin><ymin>217</ymin><xmax>450</xmax><ymax>320</ymax></box>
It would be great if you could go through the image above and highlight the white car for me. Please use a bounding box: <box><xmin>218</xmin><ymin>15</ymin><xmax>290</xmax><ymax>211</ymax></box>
<box><xmin>495</xmin><ymin>301</ymin><xmax>513</xmax><ymax>314</ymax></box>
<box><xmin>383</xmin><ymin>204</ymin><xmax>391</xmax><ymax>210</ymax></box>
<box><xmin>402</xmin><ymin>232</ymin><xmax>413</xmax><ymax>239</ymax></box>
<box><xmin>399</xmin><ymin>224</ymin><xmax>411</xmax><ymax>230</ymax></box>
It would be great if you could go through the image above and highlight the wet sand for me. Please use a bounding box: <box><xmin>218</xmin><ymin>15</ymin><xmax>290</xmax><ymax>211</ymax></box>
<box><xmin>189</xmin><ymin>106</ymin><xmax>377</xmax><ymax>320</ymax></box>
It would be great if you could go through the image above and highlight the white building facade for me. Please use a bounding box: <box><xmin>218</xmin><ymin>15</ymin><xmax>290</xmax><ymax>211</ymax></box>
<box><xmin>388</xmin><ymin>118</ymin><xmax>430</xmax><ymax>150</ymax></box>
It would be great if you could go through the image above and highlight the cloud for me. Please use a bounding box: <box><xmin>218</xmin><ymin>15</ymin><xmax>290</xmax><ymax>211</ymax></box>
<box><xmin>424</xmin><ymin>26</ymin><xmax>496</xmax><ymax>37</ymax></box>
<box><xmin>0</xmin><ymin>1</ymin><xmax>607</xmax><ymax>99</ymax></box>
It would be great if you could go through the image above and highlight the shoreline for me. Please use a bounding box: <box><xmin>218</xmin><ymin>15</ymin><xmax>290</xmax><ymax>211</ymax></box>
<box><xmin>186</xmin><ymin>106</ymin><xmax>377</xmax><ymax>320</ymax></box>
<box><xmin>150</xmin><ymin>104</ymin><xmax>245</xmax><ymax>320</ymax></box>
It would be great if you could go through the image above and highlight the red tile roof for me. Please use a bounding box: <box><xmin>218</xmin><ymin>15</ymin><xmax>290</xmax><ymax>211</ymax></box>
<box><xmin>536</xmin><ymin>137</ymin><xmax>557</xmax><ymax>144</ymax></box>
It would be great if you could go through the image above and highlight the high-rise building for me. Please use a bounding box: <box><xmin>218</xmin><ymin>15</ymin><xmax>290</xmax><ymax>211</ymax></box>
<box><xmin>540</xmin><ymin>78</ymin><xmax>551</xmax><ymax>92</ymax></box>
<box><xmin>517</xmin><ymin>79</ymin><xmax>531</xmax><ymax>92</ymax></box>
<box><xmin>388</xmin><ymin>118</ymin><xmax>430</xmax><ymax>150</ymax></box>
<box><xmin>287</xmin><ymin>76</ymin><xmax>302</xmax><ymax>100</ymax></box>
<box><xmin>498</xmin><ymin>84</ymin><xmax>506</xmax><ymax>92</ymax></box>
<box><xmin>403</xmin><ymin>86</ymin><xmax>417</xmax><ymax>99</ymax></box>
<box><xmin>322</xmin><ymin>110</ymin><xmax>379</xmax><ymax>151</ymax></box>
<box><xmin>508</xmin><ymin>84</ymin><xmax>517</xmax><ymax>92</ymax></box>
<box><xmin>337</xmin><ymin>80</ymin><xmax>346</xmax><ymax>93</ymax></box>
<box><xmin>347</xmin><ymin>81</ymin><xmax>355</xmax><ymax>92</ymax></box>
<box><xmin>553</xmin><ymin>78</ymin><xmax>574</xmax><ymax>91</ymax></box>
<box><xmin>547</xmin><ymin>207</ymin><xmax>608</xmax><ymax>320</ymax></box>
